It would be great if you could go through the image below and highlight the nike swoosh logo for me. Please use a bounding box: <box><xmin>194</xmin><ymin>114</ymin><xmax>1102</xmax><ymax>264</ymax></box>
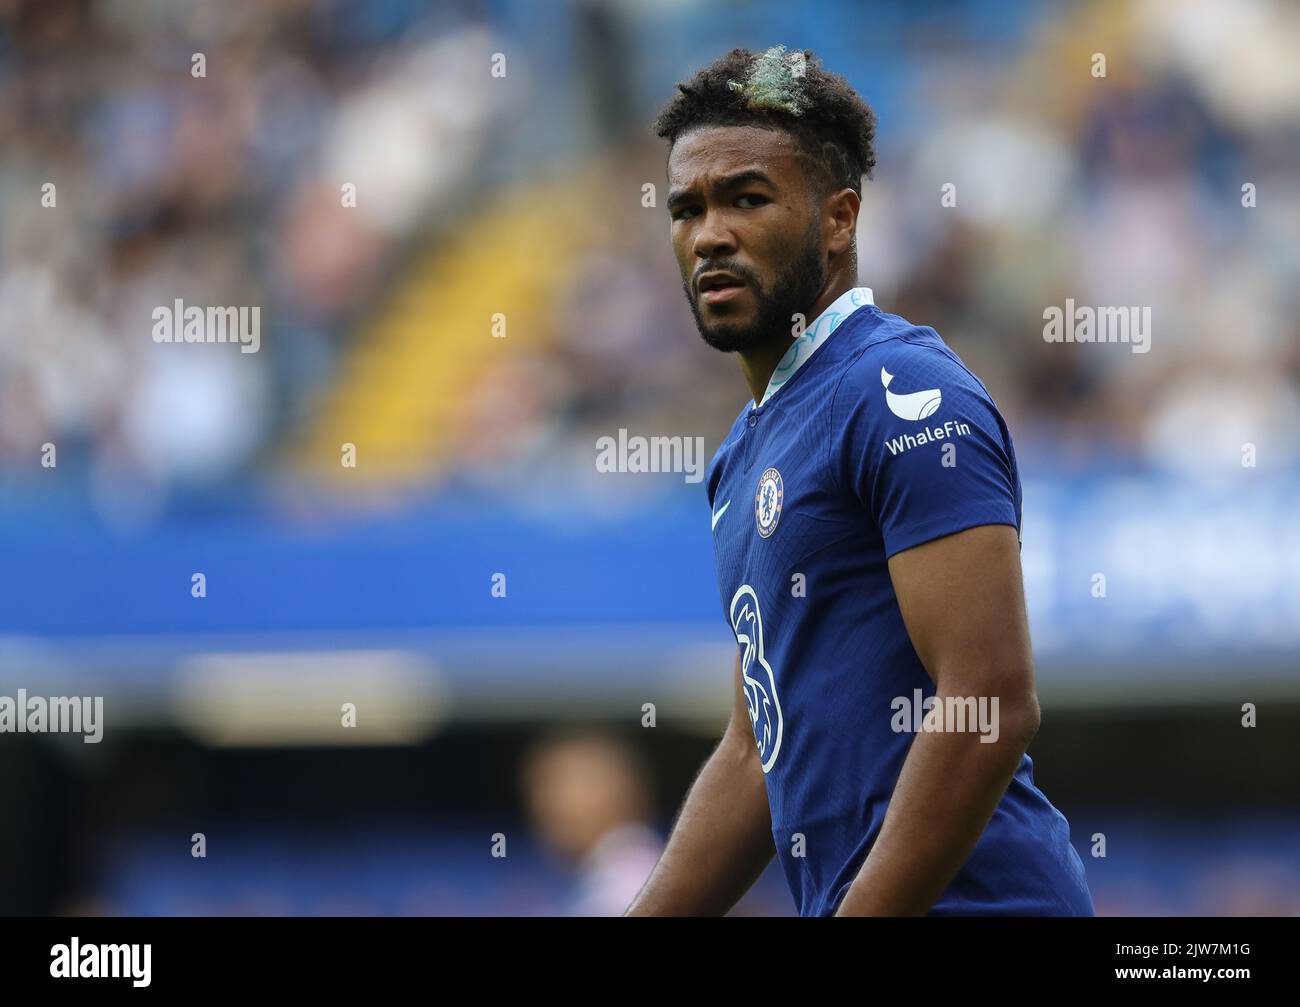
<box><xmin>711</xmin><ymin>499</ymin><xmax>731</xmax><ymax>530</ymax></box>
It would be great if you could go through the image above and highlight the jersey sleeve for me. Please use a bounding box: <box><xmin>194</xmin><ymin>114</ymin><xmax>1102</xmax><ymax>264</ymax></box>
<box><xmin>828</xmin><ymin>336</ymin><xmax>1020</xmax><ymax>558</ymax></box>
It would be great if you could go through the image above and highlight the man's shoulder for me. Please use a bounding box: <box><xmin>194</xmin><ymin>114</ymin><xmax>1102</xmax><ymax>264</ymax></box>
<box><xmin>829</xmin><ymin>309</ymin><xmax>995</xmax><ymax>416</ymax></box>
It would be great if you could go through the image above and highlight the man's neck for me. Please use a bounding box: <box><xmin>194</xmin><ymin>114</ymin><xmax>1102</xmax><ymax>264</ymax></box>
<box><xmin>738</xmin><ymin>276</ymin><xmax>856</xmax><ymax>406</ymax></box>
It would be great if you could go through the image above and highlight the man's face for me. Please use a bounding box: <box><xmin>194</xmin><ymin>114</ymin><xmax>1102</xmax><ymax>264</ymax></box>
<box><xmin>667</xmin><ymin>124</ymin><xmax>827</xmax><ymax>353</ymax></box>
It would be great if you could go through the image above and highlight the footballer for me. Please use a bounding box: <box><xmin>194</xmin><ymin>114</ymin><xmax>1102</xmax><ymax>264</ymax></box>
<box><xmin>626</xmin><ymin>47</ymin><xmax>1094</xmax><ymax>916</ymax></box>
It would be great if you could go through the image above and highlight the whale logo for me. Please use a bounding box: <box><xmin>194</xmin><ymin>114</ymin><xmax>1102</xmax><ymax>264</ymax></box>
<box><xmin>730</xmin><ymin>584</ymin><xmax>783</xmax><ymax>773</ymax></box>
<box><xmin>881</xmin><ymin>366</ymin><xmax>942</xmax><ymax>421</ymax></box>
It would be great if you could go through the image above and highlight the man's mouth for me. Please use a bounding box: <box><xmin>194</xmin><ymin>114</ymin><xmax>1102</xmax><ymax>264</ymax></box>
<box><xmin>698</xmin><ymin>272</ymin><xmax>747</xmax><ymax>305</ymax></box>
<box><xmin>701</xmin><ymin>284</ymin><xmax>744</xmax><ymax>304</ymax></box>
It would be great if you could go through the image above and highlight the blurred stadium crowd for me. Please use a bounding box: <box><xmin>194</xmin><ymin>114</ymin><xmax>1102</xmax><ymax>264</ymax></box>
<box><xmin>2</xmin><ymin>0</ymin><xmax>1298</xmax><ymax>503</ymax></box>
<box><xmin>0</xmin><ymin>0</ymin><xmax>507</xmax><ymax>497</ymax></box>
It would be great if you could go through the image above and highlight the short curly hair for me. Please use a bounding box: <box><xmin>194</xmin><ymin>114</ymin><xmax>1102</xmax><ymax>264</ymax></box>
<box><xmin>653</xmin><ymin>46</ymin><xmax>877</xmax><ymax>198</ymax></box>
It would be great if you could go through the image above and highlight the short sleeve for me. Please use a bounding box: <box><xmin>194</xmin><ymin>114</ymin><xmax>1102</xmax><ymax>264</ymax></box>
<box><xmin>829</xmin><ymin>337</ymin><xmax>1020</xmax><ymax>558</ymax></box>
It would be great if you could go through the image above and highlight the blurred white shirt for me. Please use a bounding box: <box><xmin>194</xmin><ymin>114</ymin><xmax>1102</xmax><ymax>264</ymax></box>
<box><xmin>570</xmin><ymin>823</ymin><xmax>663</xmax><ymax>917</ymax></box>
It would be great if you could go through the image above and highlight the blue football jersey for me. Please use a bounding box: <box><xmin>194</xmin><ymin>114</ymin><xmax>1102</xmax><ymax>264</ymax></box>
<box><xmin>706</xmin><ymin>287</ymin><xmax>1094</xmax><ymax>917</ymax></box>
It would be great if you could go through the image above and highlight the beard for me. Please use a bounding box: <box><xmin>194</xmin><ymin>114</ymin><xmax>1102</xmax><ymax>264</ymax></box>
<box><xmin>683</xmin><ymin>217</ymin><xmax>827</xmax><ymax>355</ymax></box>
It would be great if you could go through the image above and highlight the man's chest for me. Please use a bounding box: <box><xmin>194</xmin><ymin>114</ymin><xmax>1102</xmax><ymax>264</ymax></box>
<box><xmin>709</xmin><ymin>410</ymin><xmax>876</xmax><ymax>597</ymax></box>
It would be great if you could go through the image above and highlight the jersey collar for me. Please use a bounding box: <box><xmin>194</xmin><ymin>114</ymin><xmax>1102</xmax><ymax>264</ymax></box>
<box><xmin>756</xmin><ymin>286</ymin><xmax>874</xmax><ymax>409</ymax></box>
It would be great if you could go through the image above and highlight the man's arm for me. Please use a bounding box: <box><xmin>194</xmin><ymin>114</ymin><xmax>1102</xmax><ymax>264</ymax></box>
<box><xmin>625</xmin><ymin>650</ymin><xmax>775</xmax><ymax>915</ymax></box>
<box><xmin>835</xmin><ymin>523</ymin><xmax>1041</xmax><ymax>916</ymax></box>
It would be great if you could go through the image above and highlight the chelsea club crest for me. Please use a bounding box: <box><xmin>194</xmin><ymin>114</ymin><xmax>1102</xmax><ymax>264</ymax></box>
<box><xmin>754</xmin><ymin>467</ymin><xmax>783</xmax><ymax>538</ymax></box>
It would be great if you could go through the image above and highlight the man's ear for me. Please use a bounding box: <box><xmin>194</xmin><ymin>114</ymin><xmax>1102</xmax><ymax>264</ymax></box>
<box><xmin>825</xmin><ymin>187</ymin><xmax>861</xmax><ymax>256</ymax></box>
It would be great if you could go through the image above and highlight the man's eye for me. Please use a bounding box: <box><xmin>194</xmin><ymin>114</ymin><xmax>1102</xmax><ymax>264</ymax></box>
<box><xmin>672</xmin><ymin>206</ymin><xmax>699</xmax><ymax>221</ymax></box>
<box><xmin>737</xmin><ymin>194</ymin><xmax>767</xmax><ymax>208</ymax></box>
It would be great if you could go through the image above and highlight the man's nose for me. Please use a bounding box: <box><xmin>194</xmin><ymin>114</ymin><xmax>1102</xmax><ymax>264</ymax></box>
<box><xmin>693</xmin><ymin>209</ymin><xmax>737</xmax><ymax>260</ymax></box>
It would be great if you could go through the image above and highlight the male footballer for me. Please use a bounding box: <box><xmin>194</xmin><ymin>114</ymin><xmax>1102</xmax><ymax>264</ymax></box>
<box><xmin>626</xmin><ymin>47</ymin><xmax>1094</xmax><ymax>916</ymax></box>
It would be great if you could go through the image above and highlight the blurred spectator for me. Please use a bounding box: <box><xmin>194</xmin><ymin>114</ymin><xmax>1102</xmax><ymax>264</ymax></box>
<box><xmin>520</xmin><ymin>729</ymin><xmax>663</xmax><ymax>916</ymax></box>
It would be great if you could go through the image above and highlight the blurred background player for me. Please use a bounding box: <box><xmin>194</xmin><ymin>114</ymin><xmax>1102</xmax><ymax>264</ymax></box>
<box><xmin>521</xmin><ymin>730</ymin><xmax>663</xmax><ymax>917</ymax></box>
